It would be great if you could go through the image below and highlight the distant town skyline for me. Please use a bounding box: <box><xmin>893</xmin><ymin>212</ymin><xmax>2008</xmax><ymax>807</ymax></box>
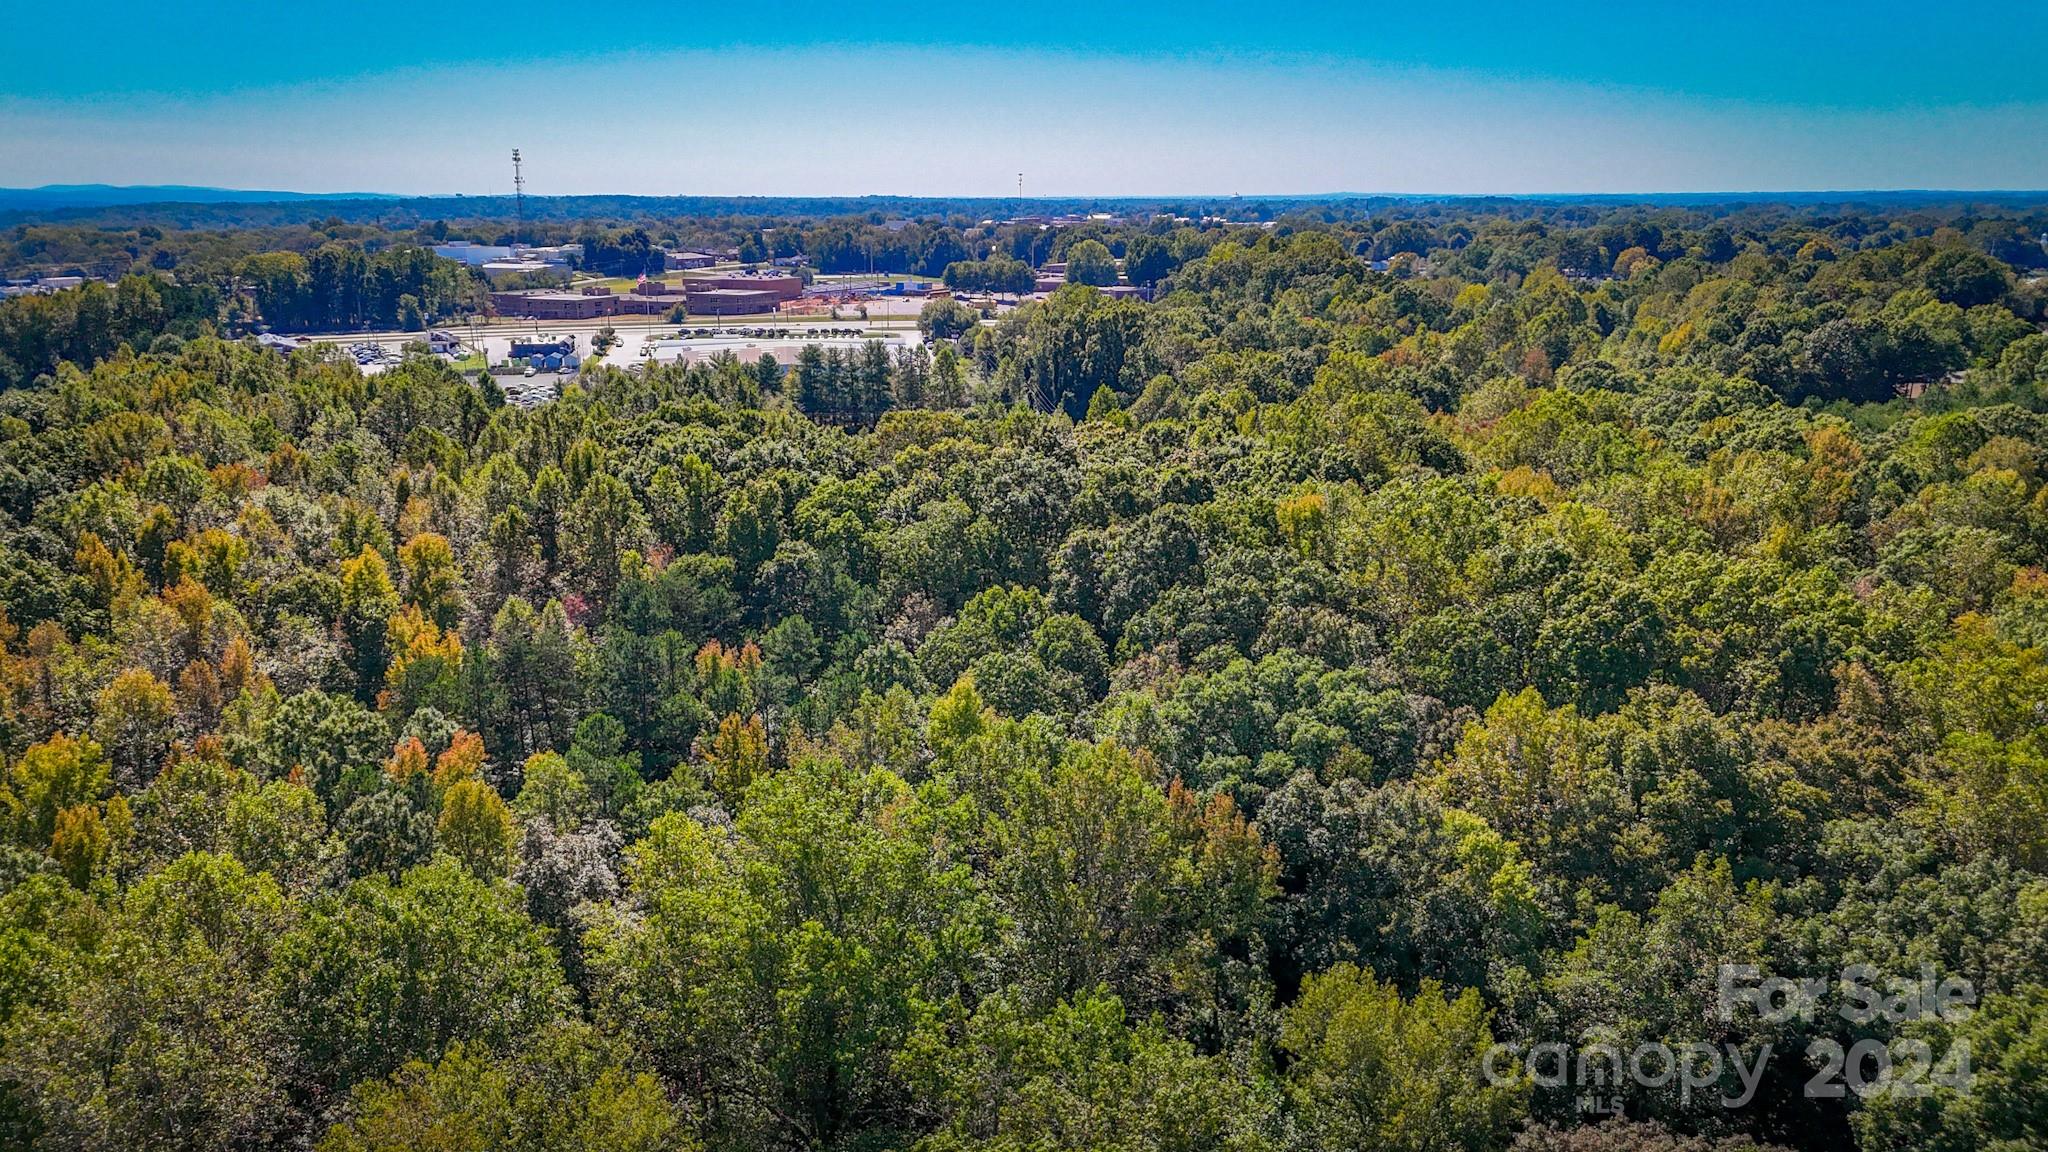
<box><xmin>5</xmin><ymin>1</ymin><xmax>2046</xmax><ymax>196</ymax></box>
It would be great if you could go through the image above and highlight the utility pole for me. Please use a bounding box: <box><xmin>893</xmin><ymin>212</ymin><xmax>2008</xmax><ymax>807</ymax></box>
<box><xmin>512</xmin><ymin>149</ymin><xmax>525</xmax><ymax>248</ymax></box>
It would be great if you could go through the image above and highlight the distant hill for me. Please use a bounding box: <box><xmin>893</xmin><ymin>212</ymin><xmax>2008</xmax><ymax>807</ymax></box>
<box><xmin>0</xmin><ymin>192</ymin><xmax>1206</xmax><ymax>230</ymax></box>
<box><xmin>0</xmin><ymin>184</ymin><xmax>399</xmax><ymax>212</ymax></box>
<box><xmin>3</xmin><ymin>186</ymin><xmax>2045</xmax><ymax>232</ymax></box>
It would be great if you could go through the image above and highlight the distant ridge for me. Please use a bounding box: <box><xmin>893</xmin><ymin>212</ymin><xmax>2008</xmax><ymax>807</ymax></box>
<box><xmin>3</xmin><ymin>187</ymin><xmax>2045</xmax><ymax>231</ymax></box>
<box><xmin>9</xmin><ymin>185</ymin><xmax>2048</xmax><ymax>213</ymax></box>
<box><xmin>0</xmin><ymin>184</ymin><xmax>400</xmax><ymax>211</ymax></box>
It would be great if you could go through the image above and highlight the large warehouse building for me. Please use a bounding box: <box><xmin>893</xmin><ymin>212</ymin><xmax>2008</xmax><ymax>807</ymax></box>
<box><xmin>489</xmin><ymin>291</ymin><xmax>617</xmax><ymax>320</ymax></box>
<box><xmin>491</xmin><ymin>271</ymin><xmax>804</xmax><ymax>320</ymax></box>
<box><xmin>689</xmin><ymin>272</ymin><xmax>804</xmax><ymax>301</ymax></box>
<box><xmin>683</xmin><ymin>288</ymin><xmax>784</xmax><ymax>316</ymax></box>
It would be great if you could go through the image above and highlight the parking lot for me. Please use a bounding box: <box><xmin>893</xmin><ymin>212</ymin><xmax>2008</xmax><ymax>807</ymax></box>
<box><xmin>294</xmin><ymin>310</ymin><xmax>933</xmax><ymax>407</ymax></box>
<box><xmin>492</xmin><ymin>370</ymin><xmax>568</xmax><ymax>408</ymax></box>
<box><xmin>610</xmin><ymin>324</ymin><xmax>922</xmax><ymax>369</ymax></box>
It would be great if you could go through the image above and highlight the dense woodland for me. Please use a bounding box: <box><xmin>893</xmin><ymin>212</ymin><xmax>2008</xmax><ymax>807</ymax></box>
<box><xmin>1</xmin><ymin>200</ymin><xmax>2048</xmax><ymax>1151</ymax></box>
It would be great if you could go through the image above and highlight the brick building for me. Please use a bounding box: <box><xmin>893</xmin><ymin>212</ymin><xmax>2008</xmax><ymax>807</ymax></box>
<box><xmin>490</xmin><ymin>291</ymin><xmax>617</xmax><ymax>320</ymax></box>
<box><xmin>683</xmin><ymin>288</ymin><xmax>783</xmax><ymax>316</ymax></box>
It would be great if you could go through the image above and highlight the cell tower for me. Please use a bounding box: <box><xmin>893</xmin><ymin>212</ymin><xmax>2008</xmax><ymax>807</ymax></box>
<box><xmin>512</xmin><ymin>149</ymin><xmax>525</xmax><ymax>247</ymax></box>
<box><xmin>1017</xmin><ymin>172</ymin><xmax>1024</xmax><ymax>200</ymax></box>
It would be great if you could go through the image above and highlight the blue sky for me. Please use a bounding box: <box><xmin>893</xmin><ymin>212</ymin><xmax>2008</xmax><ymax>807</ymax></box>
<box><xmin>4</xmin><ymin>1</ymin><xmax>2045</xmax><ymax>195</ymax></box>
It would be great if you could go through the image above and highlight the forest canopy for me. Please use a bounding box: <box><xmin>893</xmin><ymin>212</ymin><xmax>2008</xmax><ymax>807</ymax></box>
<box><xmin>0</xmin><ymin>198</ymin><xmax>2046</xmax><ymax>1151</ymax></box>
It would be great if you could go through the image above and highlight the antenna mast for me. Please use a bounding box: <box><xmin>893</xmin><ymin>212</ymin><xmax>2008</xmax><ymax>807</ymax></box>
<box><xmin>1017</xmin><ymin>172</ymin><xmax>1023</xmax><ymax>200</ymax></box>
<box><xmin>512</xmin><ymin>149</ymin><xmax>525</xmax><ymax>246</ymax></box>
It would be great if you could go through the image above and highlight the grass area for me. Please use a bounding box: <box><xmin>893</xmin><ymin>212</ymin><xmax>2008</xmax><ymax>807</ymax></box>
<box><xmin>589</xmin><ymin>275</ymin><xmax>676</xmax><ymax>293</ymax></box>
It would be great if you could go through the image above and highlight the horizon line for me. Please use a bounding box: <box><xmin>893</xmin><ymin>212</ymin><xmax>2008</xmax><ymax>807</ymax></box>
<box><xmin>10</xmin><ymin>184</ymin><xmax>2048</xmax><ymax>204</ymax></box>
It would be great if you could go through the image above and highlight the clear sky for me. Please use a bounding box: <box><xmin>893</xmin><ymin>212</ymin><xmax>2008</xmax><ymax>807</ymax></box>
<box><xmin>4</xmin><ymin>0</ymin><xmax>2045</xmax><ymax>196</ymax></box>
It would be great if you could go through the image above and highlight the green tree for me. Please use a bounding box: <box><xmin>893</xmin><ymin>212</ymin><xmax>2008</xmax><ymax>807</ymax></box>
<box><xmin>646</xmin><ymin>456</ymin><xmax>717</xmax><ymax>555</ymax></box>
<box><xmin>399</xmin><ymin>533</ymin><xmax>464</xmax><ymax>632</ymax></box>
<box><xmin>315</xmin><ymin>1027</ymin><xmax>687</xmax><ymax>1152</ymax></box>
<box><xmin>341</xmin><ymin>546</ymin><xmax>402</xmax><ymax>700</ymax></box>
<box><xmin>274</xmin><ymin>857</ymin><xmax>570</xmax><ymax>1091</ymax></box>
<box><xmin>1123</xmin><ymin>234</ymin><xmax>1177</xmax><ymax>286</ymax></box>
<box><xmin>1281</xmin><ymin>963</ymin><xmax>1526</xmax><ymax>1152</ymax></box>
<box><xmin>515</xmin><ymin>751</ymin><xmax>591</xmax><ymax>831</ymax></box>
<box><xmin>1854</xmin><ymin>983</ymin><xmax>2048</xmax><ymax>1152</ymax></box>
<box><xmin>564</xmin><ymin>713</ymin><xmax>644</xmax><ymax>821</ymax></box>
<box><xmin>260</xmin><ymin>689</ymin><xmax>391</xmax><ymax>811</ymax></box>
<box><xmin>2</xmin><ymin>734</ymin><xmax>112</xmax><ymax>849</ymax></box>
<box><xmin>567</xmin><ymin>475</ymin><xmax>648</xmax><ymax>608</ymax></box>
<box><xmin>901</xmin><ymin>989</ymin><xmax>1277</xmax><ymax>1152</ymax></box>
<box><xmin>1063</xmin><ymin>240</ymin><xmax>1118</xmax><ymax>287</ymax></box>
<box><xmin>92</xmin><ymin>667</ymin><xmax>177</xmax><ymax>790</ymax></box>
<box><xmin>0</xmin><ymin>854</ymin><xmax>294</xmax><ymax>1152</ymax></box>
<box><xmin>982</xmin><ymin>740</ymin><xmax>1277</xmax><ymax>1029</ymax></box>
<box><xmin>586</xmin><ymin>757</ymin><xmax>984</xmax><ymax>1150</ymax></box>
<box><xmin>438</xmin><ymin>778</ymin><xmax>519</xmax><ymax>880</ymax></box>
<box><xmin>918</xmin><ymin>298</ymin><xmax>980</xmax><ymax>341</ymax></box>
<box><xmin>227</xmin><ymin>777</ymin><xmax>332</xmax><ymax>890</ymax></box>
